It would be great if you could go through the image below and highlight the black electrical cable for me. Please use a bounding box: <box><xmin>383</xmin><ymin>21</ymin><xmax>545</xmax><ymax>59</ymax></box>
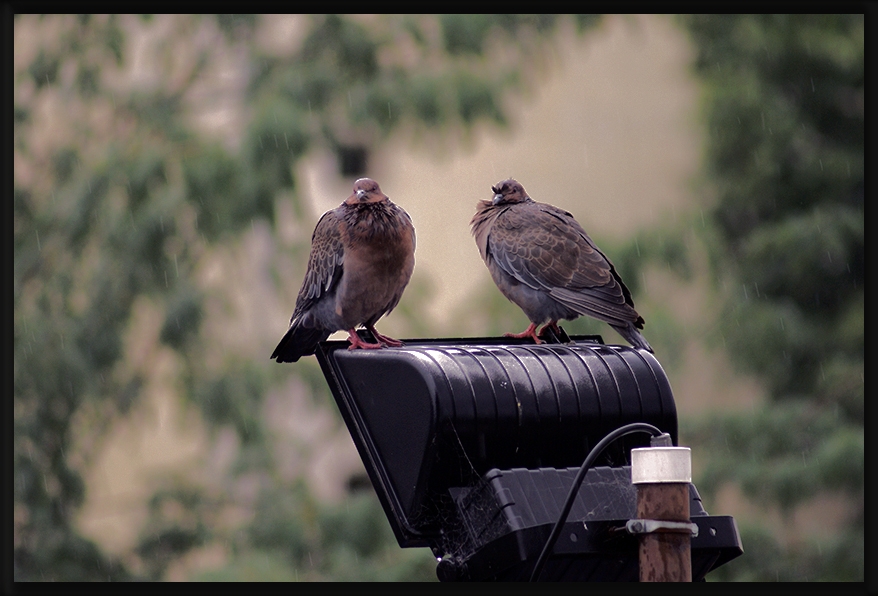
<box><xmin>528</xmin><ymin>422</ymin><xmax>664</xmax><ymax>582</ymax></box>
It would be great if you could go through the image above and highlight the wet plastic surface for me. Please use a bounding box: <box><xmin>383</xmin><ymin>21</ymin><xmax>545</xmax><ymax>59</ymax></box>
<box><xmin>317</xmin><ymin>332</ymin><xmax>676</xmax><ymax>546</ymax></box>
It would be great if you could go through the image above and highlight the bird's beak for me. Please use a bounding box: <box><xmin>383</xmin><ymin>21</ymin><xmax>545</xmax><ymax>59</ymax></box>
<box><xmin>356</xmin><ymin>189</ymin><xmax>367</xmax><ymax>202</ymax></box>
<box><xmin>492</xmin><ymin>193</ymin><xmax>504</xmax><ymax>205</ymax></box>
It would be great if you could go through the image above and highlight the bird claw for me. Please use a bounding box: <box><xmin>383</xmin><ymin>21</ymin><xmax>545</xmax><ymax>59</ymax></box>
<box><xmin>347</xmin><ymin>341</ymin><xmax>383</xmax><ymax>350</ymax></box>
<box><xmin>503</xmin><ymin>323</ymin><xmax>543</xmax><ymax>344</ymax></box>
<box><xmin>346</xmin><ymin>330</ymin><xmax>384</xmax><ymax>350</ymax></box>
<box><xmin>367</xmin><ymin>327</ymin><xmax>404</xmax><ymax>347</ymax></box>
<box><xmin>346</xmin><ymin>328</ymin><xmax>404</xmax><ymax>350</ymax></box>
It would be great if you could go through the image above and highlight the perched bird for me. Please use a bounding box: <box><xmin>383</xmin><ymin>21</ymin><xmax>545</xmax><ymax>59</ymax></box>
<box><xmin>271</xmin><ymin>178</ymin><xmax>416</xmax><ymax>363</ymax></box>
<box><xmin>470</xmin><ymin>178</ymin><xmax>653</xmax><ymax>352</ymax></box>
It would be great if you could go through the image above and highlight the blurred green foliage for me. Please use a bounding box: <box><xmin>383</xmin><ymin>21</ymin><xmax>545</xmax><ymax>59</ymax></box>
<box><xmin>677</xmin><ymin>14</ymin><xmax>863</xmax><ymax>581</ymax></box>
<box><xmin>13</xmin><ymin>14</ymin><xmax>601</xmax><ymax>582</ymax></box>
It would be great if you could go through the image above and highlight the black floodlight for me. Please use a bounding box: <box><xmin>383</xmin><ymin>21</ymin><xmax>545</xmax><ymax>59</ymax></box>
<box><xmin>315</xmin><ymin>331</ymin><xmax>742</xmax><ymax>581</ymax></box>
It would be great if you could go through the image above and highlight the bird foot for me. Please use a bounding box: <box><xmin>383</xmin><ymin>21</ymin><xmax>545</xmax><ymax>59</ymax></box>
<box><xmin>346</xmin><ymin>330</ymin><xmax>384</xmax><ymax>350</ymax></box>
<box><xmin>504</xmin><ymin>323</ymin><xmax>543</xmax><ymax>344</ymax></box>
<box><xmin>538</xmin><ymin>321</ymin><xmax>561</xmax><ymax>337</ymax></box>
<box><xmin>367</xmin><ymin>326</ymin><xmax>404</xmax><ymax>347</ymax></box>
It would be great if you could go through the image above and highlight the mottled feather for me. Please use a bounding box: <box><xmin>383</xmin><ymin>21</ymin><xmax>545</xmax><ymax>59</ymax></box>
<box><xmin>471</xmin><ymin>178</ymin><xmax>652</xmax><ymax>352</ymax></box>
<box><xmin>293</xmin><ymin>210</ymin><xmax>345</xmax><ymax>314</ymax></box>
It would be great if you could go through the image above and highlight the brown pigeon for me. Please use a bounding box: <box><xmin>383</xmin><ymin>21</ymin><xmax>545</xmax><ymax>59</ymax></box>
<box><xmin>271</xmin><ymin>178</ymin><xmax>416</xmax><ymax>363</ymax></box>
<box><xmin>470</xmin><ymin>178</ymin><xmax>653</xmax><ymax>352</ymax></box>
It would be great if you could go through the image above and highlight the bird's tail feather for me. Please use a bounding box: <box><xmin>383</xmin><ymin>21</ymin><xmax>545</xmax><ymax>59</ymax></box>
<box><xmin>270</xmin><ymin>323</ymin><xmax>330</xmax><ymax>363</ymax></box>
<box><xmin>610</xmin><ymin>323</ymin><xmax>654</xmax><ymax>353</ymax></box>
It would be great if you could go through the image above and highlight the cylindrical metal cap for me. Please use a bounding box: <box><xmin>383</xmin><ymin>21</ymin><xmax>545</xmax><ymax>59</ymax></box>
<box><xmin>631</xmin><ymin>447</ymin><xmax>691</xmax><ymax>484</ymax></box>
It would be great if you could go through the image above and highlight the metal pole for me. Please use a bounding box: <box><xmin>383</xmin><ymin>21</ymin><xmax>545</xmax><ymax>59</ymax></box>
<box><xmin>630</xmin><ymin>444</ymin><xmax>694</xmax><ymax>582</ymax></box>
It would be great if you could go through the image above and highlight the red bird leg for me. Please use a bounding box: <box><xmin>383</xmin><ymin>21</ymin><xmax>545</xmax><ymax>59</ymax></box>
<box><xmin>538</xmin><ymin>321</ymin><xmax>561</xmax><ymax>337</ymax></box>
<box><xmin>366</xmin><ymin>325</ymin><xmax>403</xmax><ymax>347</ymax></box>
<box><xmin>503</xmin><ymin>322</ymin><xmax>543</xmax><ymax>344</ymax></box>
<box><xmin>346</xmin><ymin>329</ymin><xmax>384</xmax><ymax>350</ymax></box>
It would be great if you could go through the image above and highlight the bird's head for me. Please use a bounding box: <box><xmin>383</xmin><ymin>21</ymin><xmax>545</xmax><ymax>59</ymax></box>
<box><xmin>346</xmin><ymin>178</ymin><xmax>388</xmax><ymax>205</ymax></box>
<box><xmin>491</xmin><ymin>179</ymin><xmax>528</xmax><ymax>205</ymax></box>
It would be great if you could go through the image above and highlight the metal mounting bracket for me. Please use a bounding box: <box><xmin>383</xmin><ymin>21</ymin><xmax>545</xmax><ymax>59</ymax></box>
<box><xmin>626</xmin><ymin>519</ymin><xmax>699</xmax><ymax>537</ymax></box>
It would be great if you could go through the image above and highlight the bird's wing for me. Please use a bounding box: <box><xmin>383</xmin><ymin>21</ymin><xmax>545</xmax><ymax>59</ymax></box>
<box><xmin>489</xmin><ymin>203</ymin><xmax>637</xmax><ymax>323</ymax></box>
<box><xmin>290</xmin><ymin>209</ymin><xmax>345</xmax><ymax>322</ymax></box>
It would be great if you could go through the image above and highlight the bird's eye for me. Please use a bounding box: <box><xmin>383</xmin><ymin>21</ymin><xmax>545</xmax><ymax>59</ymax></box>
<box><xmin>491</xmin><ymin>186</ymin><xmax>499</xmax><ymax>194</ymax></box>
